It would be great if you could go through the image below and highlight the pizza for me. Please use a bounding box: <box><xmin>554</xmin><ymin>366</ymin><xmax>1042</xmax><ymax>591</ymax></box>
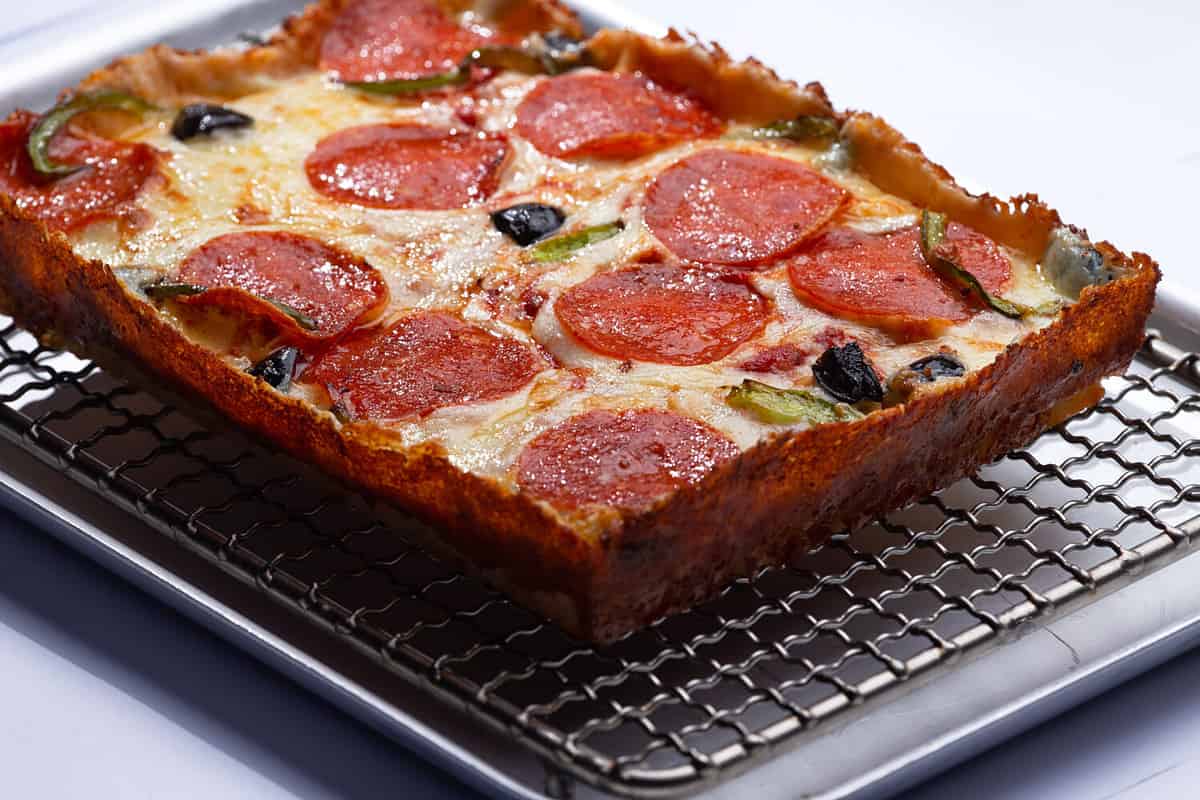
<box><xmin>0</xmin><ymin>0</ymin><xmax>1159</xmax><ymax>642</ymax></box>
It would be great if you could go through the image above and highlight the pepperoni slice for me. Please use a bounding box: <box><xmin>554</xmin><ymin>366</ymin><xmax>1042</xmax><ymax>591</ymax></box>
<box><xmin>318</xmin><ymin>0</ymin><xmax>491</xmax><ymax>82</ymax></box>
<box><xmin>786</xmin><ymin>224</ymin><xmax>1012</xmax><ymax>336</ymax></box>
<box><xmin>517</xmin><ymin>409</ymin><xmax>739</xmax><ymax>511</ymax></box>
<box><xmin>305</xmin><ymin>124</ymin><xmax>508</xmax><ymax>210</ymax></box>
<box><xmin>175</xmin><ymin>232</ymin><xmax>388</xmax><ymax>341</ymax></box>
<box><xmin>301</xmin><ymin>311</ymin><xmax>540</xmax><ymax>421</ymax></box>
<box><xmin>555</xmin><ymin>262</ymin><xmax>768</xmax><ymax>365</ymax></box>
<box><xmin>514</xmin><ymin>72</ymin><xmax>721</xmax><ymax>159</ymax></box>
<box><xmin>0</xmin><ymin>111</ymin><xmax>158</xmax><ymax>232</ymax></box>
<box><xmin>644</xmin><ymin>149</ymin><xmax>846</xmax><ymax>267</ymax></box>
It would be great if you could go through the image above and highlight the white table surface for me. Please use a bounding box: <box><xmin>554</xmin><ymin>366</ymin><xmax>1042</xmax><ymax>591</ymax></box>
<box><xmin>0</xmin><ymin>1</ymin><xmax>1197</xmax><ymax>797</ymax></box>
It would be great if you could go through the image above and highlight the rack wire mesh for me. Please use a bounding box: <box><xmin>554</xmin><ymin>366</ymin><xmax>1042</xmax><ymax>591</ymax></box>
<box><xmin>0</xmin><ymin>317</ymin><xmax>1196</xmax><ymax>798</ymax></box>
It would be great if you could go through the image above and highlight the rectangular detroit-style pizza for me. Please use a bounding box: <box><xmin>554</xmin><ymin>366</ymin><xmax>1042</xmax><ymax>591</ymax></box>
<box><xmin>0</xmin><ymin>0</ymin><xmax>1159</xmax><ymax>642</ymax></box>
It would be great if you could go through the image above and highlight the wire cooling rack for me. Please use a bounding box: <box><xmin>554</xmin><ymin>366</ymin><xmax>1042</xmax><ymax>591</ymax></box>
<box><xmin>0</xmin><ymin>318</ymin><xmax>1196</xmax><ymax>798</ymax></box>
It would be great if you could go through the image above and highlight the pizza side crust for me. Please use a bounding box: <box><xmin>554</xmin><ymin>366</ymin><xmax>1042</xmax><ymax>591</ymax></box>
<box><xmin>72</xmin><ymin>0</ymin><xmax>582</xmax><ymax>112</ymax></box>
<box><xmin>588</xmin><ymin>29</ymin><xmax>1065</xmax><ymax>261</ymax></box>
<box><xmin>0</xmin><ymin>5</ymin><xmax>1160</xmax><ymax>642</ymax></box>
<box><xmin>0</xmin><ymin>191</ymin><xmax>610</xmax><ymax>634</ymax></box>
<box><xmin>587</xmin><ymin>28</ymin><xmax>836</xmax><ymax>123</ymax></box>
<box><xmin>586</xmin><ymin>259</ymin><xmax>1156</xmax><ymax>640</ymax></box>
<box><xmin>842</xmin><ymin>113</ymin><xmax>1065</xmax><ymax>257</ymax></box>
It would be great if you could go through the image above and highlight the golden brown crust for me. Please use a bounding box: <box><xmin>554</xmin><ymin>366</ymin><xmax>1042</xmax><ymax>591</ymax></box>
<box><xmin>585</xmin><ymin>262</ymin><xmax>1156</xmax><ymax>639</ymax></box>
<box><xmin>76</xmin><ymin>0</ymin><xmax>582</xmax><ymax>107</ymax></box>
<box><xmin>0</xmin><ymin>1</ymin><xmax>1160</xmax><ymax>642</ymax></box>
<box><xmin>76</xmin><ymin>0</ymin><xmax>338</xmax><ymax>106</ymax></box>
<box><xmin>588</xmin><ymin>28</ymin><xmax>834</xmax><ymax>122</ymax></box>
<box><xmin>842</xmin><ymin>112</ymin><xmax>1064</xmax><ymax>257</ymax></box>
<box><xmin>0</xmin><ymin>190</ymin><xmax>605</xmax><ymax>630</ymax></box>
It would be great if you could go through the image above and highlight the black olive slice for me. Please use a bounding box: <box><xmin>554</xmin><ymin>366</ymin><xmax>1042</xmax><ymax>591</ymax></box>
<box><xmin>248</xmin><ymin>346</ymin><xmax>298</xmax><ymax>392</ymax></box>
<box><xmin>171</xmin><ymin>103</ymin><xmax>254</xmax><ymax>141</ymax></box>
<box><xmin>812</xmin><ymin>342</ymin><xmax>883</xmax><ymax>404</ymax></box>
<box><xmin>907</xmin><ymin>353</ymin><xmax>966</xmax><ymax>383</ymax></box>
<box><xmin>491</xmin><ymin>203</ymin><xmax>566</xmax><ymax>246</ymax></box>
<box><xmin>883</xmin><ymin>351</ymin><xmax>967</xmax><ymax>406</ymax></box>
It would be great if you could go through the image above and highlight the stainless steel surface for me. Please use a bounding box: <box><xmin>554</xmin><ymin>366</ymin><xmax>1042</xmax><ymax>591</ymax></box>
<box><xmin>0</xmin><ymin>2</ymin><xmax>1198</xmax><ymax>798</ymax></box>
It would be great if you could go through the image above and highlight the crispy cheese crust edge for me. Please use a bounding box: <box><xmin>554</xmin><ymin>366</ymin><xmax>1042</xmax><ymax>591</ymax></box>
<box><xmin>0</xmin><ymin>2</ymin><xmax>1160</xmax><ymax>643</ymax></box>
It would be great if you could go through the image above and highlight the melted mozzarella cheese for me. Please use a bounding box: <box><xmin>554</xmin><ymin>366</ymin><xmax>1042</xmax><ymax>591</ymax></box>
<box><xmin>67</xmin><ymin>68</ymin><xmax>1068</xmax><ymax>487</ymax></box>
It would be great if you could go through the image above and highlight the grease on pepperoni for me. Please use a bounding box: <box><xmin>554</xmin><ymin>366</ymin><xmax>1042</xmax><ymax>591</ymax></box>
<box><xmin>302</xmin><ymin>311</ymin><xmax>541</xmax><ymax>421</ymax></box>
<box><xmin>644</xmin><ymin>149</ymin><xmax>846</xmax><ymax>267</ymax></box>
<box><xmin>786</xmin><ymin>224</ymin><xmax>1012</xmax><ymax>336</ymax></box>
<box><xmin>516</xmin><ymin>409</ymin><xmax>739</xmax><ymax>511</ymax></box>
<box><xmin>0</xmin><ymin>110</ymin><xmax>158</xmax><ymax>232</ymax></box>
<box><xmin>176</xmin><ymin>231</ymin><xmax>389</xmax><ymax>341</ymax></box>
<box><xmin>319</xmin><ymin>0</ymin><xmax>492</xmax><ymax>82</ymax></box>
<box><xmin>305</xmin><ymin>124</ymin><xmax>508</xmax><ymax>210</ymax></box>
<box><xmin>514</xmin><ymin>72</ymin><xmax>721</xmax><ymax>159</ymax></box>
<box><xmin>555</xmin><ymin>262</ymin><xmax>768</xmax><ymax>365</ymax></box>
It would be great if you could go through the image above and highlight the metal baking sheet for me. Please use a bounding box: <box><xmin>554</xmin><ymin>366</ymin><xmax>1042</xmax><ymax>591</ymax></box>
<box><xmin>0</xmin><ymin>3</ymin><xmax>1197</xmax><ymax>798</ymax></box>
